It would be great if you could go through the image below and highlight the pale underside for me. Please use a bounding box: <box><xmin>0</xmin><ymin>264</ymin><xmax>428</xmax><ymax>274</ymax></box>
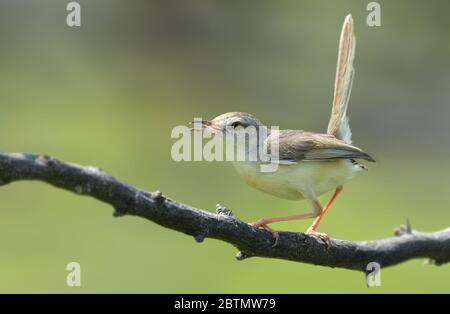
<box><xmin>232</xmin><ymin>159</ymin><xmax>359</xmax><ymax>200</ymax></box>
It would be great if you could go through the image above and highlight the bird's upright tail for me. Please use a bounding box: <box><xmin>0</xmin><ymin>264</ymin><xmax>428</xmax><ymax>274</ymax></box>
<box><xmin>327</xmin><ymin>14</ymin><xmax>355</xmax><ymax>144</ymax></box>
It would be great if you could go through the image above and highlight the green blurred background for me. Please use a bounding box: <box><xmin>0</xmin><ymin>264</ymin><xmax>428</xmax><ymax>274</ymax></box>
<box><xmin>0</xmin><ymin>0</ymin><xmax>449</xmax><ymax>293</ymax></box>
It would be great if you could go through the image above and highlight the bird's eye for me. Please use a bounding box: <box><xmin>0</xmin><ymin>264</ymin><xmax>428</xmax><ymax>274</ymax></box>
<box><xmin>231</xmin><ymin>121</ymin><xmax>243</xmax><ymax>129</ymax></box>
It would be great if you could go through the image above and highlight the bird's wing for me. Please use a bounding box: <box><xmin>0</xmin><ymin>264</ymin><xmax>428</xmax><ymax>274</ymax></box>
<box><xmin>265</xmin><ymin>130</ymin><xmax>375</xmax><ymax>162</ymax></box>
<box><xmin>327</xmin><ymin>14</ymin><xmax>355</xmax><ymax>144</ymax></box>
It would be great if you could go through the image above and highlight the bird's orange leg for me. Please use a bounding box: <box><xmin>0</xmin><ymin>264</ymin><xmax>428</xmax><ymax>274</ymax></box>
<box><xmin>250</xmin><ymin>212</ymin><xmax>317</xmax><ymax>227</ymax></box>
<box><xmin>249</xmin><ymin>212</ymin><xmax>317</xmax><ymax>240</ymax></box>
<box><xmin>306</xmin><ymin>186</ymin><xmax>343</xmax><ymax>240</ymax></box>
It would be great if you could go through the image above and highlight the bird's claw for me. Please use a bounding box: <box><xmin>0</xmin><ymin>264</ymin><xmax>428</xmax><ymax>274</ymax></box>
<box><xmin>249</xmin><ymin>221</ymin><xmax>279</xmax><ymax>247</ymax></box>
<box><xmin>306</xmin><ymin>229</ymin><xmax>330</xmax><ymax>245</ymax></box>
<box><xmin>249</xmin><ymin>219</ymin><xmax>267</xmax><ymax>228</ymax></box>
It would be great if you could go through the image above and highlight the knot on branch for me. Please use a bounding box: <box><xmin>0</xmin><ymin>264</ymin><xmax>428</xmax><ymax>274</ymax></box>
<box><xmin>215</xmin><ymin>204</ymin><xmax>234</xmax><ymax>217</ymax></box>
<box><xmin>394</xmin><ymin>219</ymin><xmax>413</xmax><ymax>236</ymax></box>
<box><xmin>152</xmin><ymin>190</ymin><xmax>165</xmax><ymax>206</ymax></box>
<box><xmin>194</xmin><ymin>229</ymin><xmax>209</xmax><ymax>243</ymax></box>
<box><xmin>431</xmin><ymin>258</ymin><xmax>449</xmax><ymax>267</ymax></box>
<box><xmin>235</xmin><ymin>251</ymin><xmax>253</xmax><ymax>261</ymax></box>
<box><xmin>113</xmin><ymin>207</ymin><xmax>127</xmax><ymax>217</ymax></box>
<box><xmin>36</xmin><ymin>154</ymin><xmax>56</xmax><ymax>167</ymax></box>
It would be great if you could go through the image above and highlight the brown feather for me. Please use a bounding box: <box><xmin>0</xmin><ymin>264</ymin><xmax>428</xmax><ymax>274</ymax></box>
<box><xmin>265</xmin><ymin>130</ymin><xmax>375</xmax><ymax>162</ymax></box>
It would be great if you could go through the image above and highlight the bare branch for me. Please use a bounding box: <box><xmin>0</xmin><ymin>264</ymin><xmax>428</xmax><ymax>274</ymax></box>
<box><xmin>0</xmin><ymin>152</ymin><xmax>449</xmax><ymax>271</ymax></box>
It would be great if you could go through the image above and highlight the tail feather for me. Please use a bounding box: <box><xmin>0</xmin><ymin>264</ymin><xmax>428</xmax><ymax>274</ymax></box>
<box><xmin>327</xmin><ymin>14</ymin><xmax>355</xmax><ymax>144</ymax></box>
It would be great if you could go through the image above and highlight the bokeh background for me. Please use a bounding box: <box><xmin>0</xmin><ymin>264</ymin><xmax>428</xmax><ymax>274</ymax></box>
<box><xmin>0</xmin><ymin>0</ymin><xmax>449</xmax><ymax>293</ymax></box>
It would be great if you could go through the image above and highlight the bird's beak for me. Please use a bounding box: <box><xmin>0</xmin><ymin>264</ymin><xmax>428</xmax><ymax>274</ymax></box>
<box><xmin>189</xmin><ymin>119</ymin><xmax>222</xmax><ymax>133</ymax></box>
<box><xmin>200</xmin><ymin>119</ymin><xmax>211</xmax><ymax>126</ymax></box>
<box><xmin>190</xmin><ymin>119</ymin><xmax>210</xmax><ymax>125</ymax></box>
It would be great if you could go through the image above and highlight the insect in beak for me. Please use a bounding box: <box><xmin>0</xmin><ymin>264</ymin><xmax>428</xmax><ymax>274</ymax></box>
<box><xmin>190</xmin><ymin>119</ymin><xmax>222</xmax><ymax>133</ymax></box>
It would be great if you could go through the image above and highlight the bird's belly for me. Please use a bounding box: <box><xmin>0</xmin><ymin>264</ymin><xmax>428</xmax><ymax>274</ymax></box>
<box><xmin>232</xmin><ymin>160</ymin><xmax>356</xmax><ymax>200</ymax></box>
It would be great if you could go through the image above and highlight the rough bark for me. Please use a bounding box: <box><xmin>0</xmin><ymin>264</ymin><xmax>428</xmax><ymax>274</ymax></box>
<box><xmin>0</xmin><ymin>152</ymin><xmax>449</xmax><ymax>271</ymax></box>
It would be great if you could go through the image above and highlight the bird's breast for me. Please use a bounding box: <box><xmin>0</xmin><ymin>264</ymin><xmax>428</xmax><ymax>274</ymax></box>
<box><xmin>232</xmin><ymin>159</ymin><xmax>358</xmax><ymax>200</ymax></box>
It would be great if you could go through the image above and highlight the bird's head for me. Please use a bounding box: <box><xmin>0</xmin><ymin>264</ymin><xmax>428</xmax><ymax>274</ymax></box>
<box><xmin>196</xmin><ymin>112</ymin><xmax>264</xmax><ymax>135</ymax></box>
<box><xmin>194</xmin><ymin>112</ymin><xmax>268</xmax><ymax>157</ymax></box>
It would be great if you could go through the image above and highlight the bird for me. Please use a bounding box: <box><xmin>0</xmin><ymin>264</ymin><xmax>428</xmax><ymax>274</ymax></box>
<box><xmin>195</xmin><ymin>14</ymin><xmax>374</xmax><ymax>241</ymax></box>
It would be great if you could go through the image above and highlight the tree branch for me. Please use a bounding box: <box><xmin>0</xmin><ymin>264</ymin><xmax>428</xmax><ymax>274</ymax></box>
<box><xmin>0</xmin><ymin>152</ymin><xmax>449</xmax><ymax>271</ymax></box>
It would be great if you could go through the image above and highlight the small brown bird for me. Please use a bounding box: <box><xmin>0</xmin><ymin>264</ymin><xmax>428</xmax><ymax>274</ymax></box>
<box><xmin>198</xmin><ymin>15</ymin><xmax>374</xmax><ymax>240</ymax></box>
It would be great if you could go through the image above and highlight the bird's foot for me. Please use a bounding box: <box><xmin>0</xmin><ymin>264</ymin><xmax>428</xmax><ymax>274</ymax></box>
<box><xmin>249</xmin><ymin>218</ymin><xmax>269</xmax><ymax>229</ymax></box>
<box><xmin>249</xmin><ymin>220</ymin><xmax>279</xmax><ymax>246</ymax></box>
<box><xmin>306</xmin><ymin>229</ymin><xmax>330</xmax><ymax>243</ymax></box>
